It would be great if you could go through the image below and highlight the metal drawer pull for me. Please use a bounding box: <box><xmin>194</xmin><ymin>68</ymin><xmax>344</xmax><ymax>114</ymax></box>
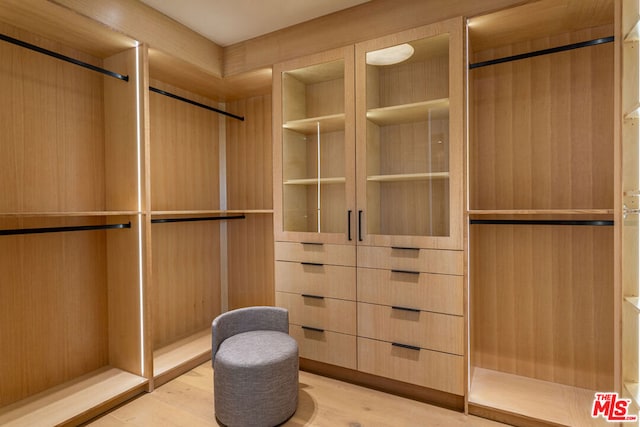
<box><xmin>301</xmin><ymin>242</ymin><xmax>323</xmax><ymax>246</ymax></box>
<box><xmin>391</xmin><ymin>246</ymin><xmax>420</xmax><ymax>251</ymax></box>
<box><xmin>302</xmin><ymin>294</ymin><xmax>324</xmax><ymax>300</ymax></box>
<box><xmin>392</xmin><ymin>342</ymin><xmax>421</xmax><ymax>351</ymax></box>
<box><xmin>301</xmin><ymin>262</ymin><xmax>324</xmax><ymax>267</ymax></box>
<box><xmin>302</xmin><ymin>325</ymin><xmax>325</xmax><ymax>333</ymax></box>
<box><xmin>391</xmin><ymin>269</ymin><xmax>420</xmax><ymax>275</ymax></box>
<box><xmin>392</xmin><ymin>306</ymin><xmax>420</xmax><ymax>313</ymax></box>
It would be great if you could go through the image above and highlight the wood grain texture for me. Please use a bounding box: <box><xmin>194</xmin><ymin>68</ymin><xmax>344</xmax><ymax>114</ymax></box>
<box><xmin>0</xmin><ymin>217</ymin><xmax>109</xmax><ymax>408</ymax></box>
<box><xmin>88</xmin><ymin>362</ymin><xmax>505</xmax><ymax>427</ymax></box>
<box><xmin>470</xmin><ymin>224</ymin><xmax>614</xmax><ymax>390</ymax></box>
<box><xmin>149</xmin><ymin>80</ymin><xmax>219</xmax><ymax>212</ymax></box>
<box><xmin>225</xmin><ymin>94</ymin><xmax>272</xmax><ymax>211</ymax></box>
<box><xmin>276</xmin><ymin>291</ymin><xmax>356</xmax><ymax>335</ymax></box>
<box><xmin>469</xmin><ymin>27</ymin><xmax>614</xmax><ymax>211</ymax></box>
<box><xmin>0</xmin><ymin>21</ymin><xmax>106</xmax><ymax>214</ymax></box>
<box><xmin>226</xmin><ymin>214</ymin><xmax>275</xmax><ymax>309</ymax></box>
<box><xmin>151</xmin><ymin>220</ymin><xmax>221</xmax><ymax>350</ymax></box>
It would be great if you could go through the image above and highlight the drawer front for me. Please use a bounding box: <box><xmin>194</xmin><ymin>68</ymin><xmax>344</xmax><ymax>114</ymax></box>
<box><xmin>275</xmin><ymin>241</ymin><xmax>356</xmax><ymax>266</ymax></box>
<box><xmin>357</xmin><ymin>246</ymin><xmax>463</xmax><ymax>275</ymax></box>
<box><xmin>275</xmin><ymin>261</ymin><xmax>356</xmax><ymax>300</ymax></box>
<box><xmin>357</xmin><ymin>267</ymin><xmax>463</xmax><ymax>316</ymax></box>
<box><xmin>357</xmin><ymin>337</ymin><xmax>464</xmax><ymax>395</ymax></box>
<box><xmin>277</xmin><ymin>291</ymin><xmax>356</xmax><ymax>335</ymax></box>
<box><xmin>357</xmin><ymin>303</ymin><xmax>463</xmax><ymax>355</ymax></box>
<box><xmin>290</xmin><ymin>325</ymin><xmax>356</xmax><ymax>369</ymax></box>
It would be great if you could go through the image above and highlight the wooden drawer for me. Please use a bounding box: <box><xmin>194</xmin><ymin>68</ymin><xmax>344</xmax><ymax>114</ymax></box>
<box><xmin>290</xmin><ymin>325</ymin><xmax>356</xmax><ymax>370</ymax></box>
<box><xmin>275</xmin><ymin>241</ymin><xmax>356</xmax><ymax>266</ymax></box>
<box><xmin>357</xmin><ymin>303</ymin><xmax>463</xmax><ymax>355</ymax></box>
<box><xmin>276</xmin><ymin>291</ymin><xmax>356</xmax><ymax>335</ymax></box>
<box><xmin>357</xmin><ymin>267</ymin><xmax>463</xmax><ymax>316</ymax></box>
<box><xmin>357</xmin><ymin>246</ymin><xmax>463</xmax><ymax>275</ymax></box>
<box><xmin>357</xmin><ymin>337</ymin><xmax>464</xmax><ymax>395</ymax></box>
<box><xmin>275</xmin><ymin>261</ymin><xmax>355</xmax><ymax>300</ymax></box>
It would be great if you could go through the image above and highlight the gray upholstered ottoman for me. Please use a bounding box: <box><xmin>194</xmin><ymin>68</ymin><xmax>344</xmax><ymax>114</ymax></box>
<box><xmin>212</xmin><ymin>307</ymin><xmax>299</xmax><ymax>427</ymax></box>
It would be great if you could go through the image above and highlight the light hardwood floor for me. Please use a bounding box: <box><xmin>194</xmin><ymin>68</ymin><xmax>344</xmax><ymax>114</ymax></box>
<box><xmin>87</xmin><ymin>363</ymin><xmax>508</xmax><ymax>426</ymax></box>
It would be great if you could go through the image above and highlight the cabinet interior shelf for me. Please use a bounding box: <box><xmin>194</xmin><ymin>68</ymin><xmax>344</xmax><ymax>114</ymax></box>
<box><xmin>0</xmin><ymin>211</ymin><xmax>141</xmax><ymax>218</ymax></box>
<box><xmin>284</xmin><ymin>177</ymin><xmax>347</xmax><ymax>185</ymax></box>
<box><xmin>283</xmin><ymin>113</ymin><xmax>345</xmax><ymax>134</ymax></box>
<box><xmin>0</xmin><ymin>368</ymin><xmax>147</xmax><ymax>427</ymax></box>
<box><xmin>469</xmin><ymin>368</ymin><xmax>602</xmax><ymax>427</ymax></box>
<box><xmin>366</xmin><ymin>98</ymin><xmax>449</xmax><ymax>126</ymax></box>
<box><xmin>625</xmin><ymin>19</ymin><xmax>640</xmax><ymax>42</ymax></box>
<box><xmin>625</xmin><ymin>296</ymin><xmax>640</xmax><ymax>313</ymax></box>
<box><xmin>153</xmin><ymin>329</ymin><xmax>211</xmax><ymax>384</ymax></box>
<box><xmin>367</xmin><ymin>172</ymin><xmax>449</xmax><ymax>182</ymax></box>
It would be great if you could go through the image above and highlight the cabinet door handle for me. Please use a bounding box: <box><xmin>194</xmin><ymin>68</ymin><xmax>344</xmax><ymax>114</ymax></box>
<box><xmin>358</xmin><ymin>210</ymin><xmax>363</xmax><ymax>241</ymax></box>
<box><xmin>348</xmin><ymin>210</ymin><xmax>352</xmax><ymax>241</ymax></box>
<box><xmin>301</xmin><ymin>242</ymin><xmax>323</xmax><ymax>246</ymax></box>
<box><xmin>392</xmin><ymin>342</ymin><xmax>421</xmax><ymax>351</ymax></box>
<box><xmin>302</xmin><ymin>325</ymin><xmax>325</xmax><ymax>333</ymax></box>
<box><xmin>391</xmin><ymin>246</ymin><xmax>420</xmax><ymax>251</ymax></box>
<box><xmin>302</xmin><ymin>294</ymin><xmax>324</xmax><ymax>300</ymax></box>
<box><xmin>301</xmin><ymin>262</ymin><xmax>324</xmax><ymax>267</ymax></box>
<box><xmin>391</xmin><ymin>269</ymin><xmax>420</xmax><ymax>275</ymax></box>
<box><xmin>391</xmin><ymin>305</ymin><xmax>420</xmax><ymax>313</ymax></box>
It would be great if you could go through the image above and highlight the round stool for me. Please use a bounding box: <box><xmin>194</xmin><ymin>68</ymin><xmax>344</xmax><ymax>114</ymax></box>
<box><xmin>214</xmin><ymin>329</ymin><xmax>299</xmax><ymax>427</ymax></box>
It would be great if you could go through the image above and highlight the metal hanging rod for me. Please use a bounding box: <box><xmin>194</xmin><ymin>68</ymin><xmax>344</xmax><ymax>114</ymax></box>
<box><xmin>0</xmin><ymin>33</ymin><xmax>129</xmax><ymax>81</ymax></box>
<box><xmin>149</xmin><ymin>87</ymin><xmax>245</xmax><ymax>121</ymax></box>
<box><xmin>0</xmin><ymin>222</ymin><xmax>131</xmax><ymax>236</ymax></box>
<box><xmin>151</xmin><ymin>215</ymin><xmax>246</xmax><ymax>224</ymax></box>
<box><xmin>469</xmin><ymin>36</ymin><xmax>614</xmax><ymax>70</ymax></box>
<box><xmin>469</xmin><ymin>219</ymin><xmax>614</xmax><ymax>226</ymax></box>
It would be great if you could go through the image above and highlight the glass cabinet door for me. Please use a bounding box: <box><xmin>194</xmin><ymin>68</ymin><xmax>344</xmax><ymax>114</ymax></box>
<box><xmin>355</xmin><ymin>20</ymin><xmax>463</xmax><ymax>249</ymax></box>
<box><xmin>274</xmin><ymin>47</ymin><xmax>355</xmax><ymax>244</ymax></box>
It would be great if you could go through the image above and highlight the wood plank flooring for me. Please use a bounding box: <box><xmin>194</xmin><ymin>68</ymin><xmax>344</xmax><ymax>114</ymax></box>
<box><xmin>86</xmin><ymin>363</ymin><xmax>508</xmax><ymax>426</ymax></box>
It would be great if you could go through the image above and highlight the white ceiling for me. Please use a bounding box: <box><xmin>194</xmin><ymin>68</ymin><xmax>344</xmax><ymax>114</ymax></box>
<box><xmin>139</xmin><ymin>0</ymin><xmax>370</xmax><ymax>46</ymax></box>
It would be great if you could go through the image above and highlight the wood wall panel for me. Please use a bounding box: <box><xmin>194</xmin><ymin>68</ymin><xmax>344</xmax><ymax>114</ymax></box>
<box><xmin>0</xmin><ymin>217</ymin><xmax>109</xmax><ymax>407</ymax></box>
<box><xmin>225</xmin><ymin>94</ymin><xmax>272</xmax><ymax>210</ymax></box>
<box><xmin>227</xmin><ymin>214</ymin><xmax>275</xmax><ymax>309</ymax></box>
<box><xmin>471</xmin><ymin>224</ymin><xmax>614</xmax><ymax>390</ymax></box>
<box><xmin>470</xmin><ymin>27</ymin><xmax>614</xmax><ymax>211</ymax></box>
<box><xmin>225</xmin><ymin>94</ymin><xmax>274</xmax><ymax>309</ymax></box>
<box><xmin>151</xmin><ymin>221</ymin><xmax>221</xmax><ymax>349</ymax></box>
<box><xmin>149</xmin><ymin>80</ymin><xmax>219</xmax><ymax>211</ymax></box>
<box><xmin>0</xmin><ymin>22</ymin><xmax>105</xmax><ymax>213</ymax></box>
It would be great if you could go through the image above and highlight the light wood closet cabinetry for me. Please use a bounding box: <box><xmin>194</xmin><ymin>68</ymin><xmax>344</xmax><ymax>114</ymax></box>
<box><xmin>0</xmin><ymin>10</ymin><xmax>146</xmax><ymax>426</ymax></box>
<box><xmin>467</xmin><ymin>3</ymin><xmax>616</xmax><ymax>425</ymax></box>
<box><xmin>274</xmin><ymin>18</ymin><xmax>464</xmax><ymax>398</ymax></box>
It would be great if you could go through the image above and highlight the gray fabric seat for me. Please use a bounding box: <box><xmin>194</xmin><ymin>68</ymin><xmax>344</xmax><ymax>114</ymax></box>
<box><xmin>212</xmin><ymin>306</ymin><xmax>299</xmax><ymax>427</ymax></box>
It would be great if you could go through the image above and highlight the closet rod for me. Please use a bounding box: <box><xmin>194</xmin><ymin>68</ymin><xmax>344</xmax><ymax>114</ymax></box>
<box><xmin>0</xmin><ymin>33</ymin><xmax>129</xmax><ymax>81</ymax></box>
<box><xmin>149</xmin><ymin>87</ymin><xmax>245</xmax><ymax>121</ymax></box>
<box><xmin>469</xmin><ymin>219</ymin><xmax>613</xmax><ymax>226</ymax></box>
<box><xmin>469</xmin><ymin>36</ymin><xmax>614</xmax><ymax>69</ymax></box>
<box><xmin>151</xmin><ymin>215</ymin><xmax>246</xmax><ymax>224</ymax></box>
<box><xmin>0</xmin><ymin>222</ymin><xmax>131</xmax><ymax>236</ymax></box>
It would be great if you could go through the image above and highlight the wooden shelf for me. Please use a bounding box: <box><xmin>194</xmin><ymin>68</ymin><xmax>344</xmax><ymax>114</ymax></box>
<box><xmin>469</xmin><ymin>368</ymin><xmax>606</xmax><ymax>427</ymax></box>
<box><xmin>153</xmin><ymin>329</ymin><xmax>212</xmax><ymax>387</ymax></box>
<box><xmin>366</xmin><ymin>99</ymin><xmax>449</xmax><ymax>126</ymax></box>
<box><xmin>367</xmin><ymin>172</ymin><xmax>449</xmax><ymax>182</ymax></box>
<box><xmin>626</xmin><ymin>297</ymin><xmax>640</xmax><ymax>313</ymax></box>
<box><xmin>625</xmin><ymin>103</ymin><xmax>640</xmax><ymax>120</ymax></box>
<box><xmin>0</xmin><ymin>211</ymin><xmax>141</xmax><ymax>218</ymax></box>
<box><xmin>0</xmin><ymin>368</ymin><xmax>147</xmax><ymax>427</ymax></box>
<box><xmin>284</xmin><ymin>177</ymin><xmax>347</xmax><ymax>185</ymax></box>
<box><xmin>283</xmin><ymin>113</ymin><xmax>345</xmax><ymax>134</ymax></box>
<box><xmin>468</xmin><ymin>209</ymin><xmax>614</xmax><ymax>215</ymax></box>
<box><xmin>626</xmin><ymin>19</ymin><xmax>640</xmax><ymax>42</ymax></box>
<box><xmin>625</xmin><ymin>382</ymin><xmax>640</xmax><ymax>408</ymax></box>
